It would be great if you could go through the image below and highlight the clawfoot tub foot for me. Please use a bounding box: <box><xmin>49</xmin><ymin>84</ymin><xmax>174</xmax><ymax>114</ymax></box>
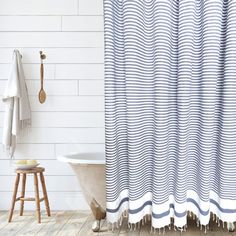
<box><xmin>92</xmin><ymin>220</ymin><xmax>101</xmax><ymax>232</ymax></box>
<box><xmin>90</xmin><ymin>198</ymin><xmax>106</xmax><ymax>232</ymax></box>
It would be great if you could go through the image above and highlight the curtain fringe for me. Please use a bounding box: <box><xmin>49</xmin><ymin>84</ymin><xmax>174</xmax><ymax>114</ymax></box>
<box><xmin>106</xmin><ymin>210</ymin><xmax>235</xmax><ymax>234</ymax></box>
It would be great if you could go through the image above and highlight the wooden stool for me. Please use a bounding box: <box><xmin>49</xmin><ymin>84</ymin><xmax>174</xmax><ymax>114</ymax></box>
<box><xmin>8</xmin><ymin>167</ymin><xmax>51</xmax><ymax>223</ymax></box>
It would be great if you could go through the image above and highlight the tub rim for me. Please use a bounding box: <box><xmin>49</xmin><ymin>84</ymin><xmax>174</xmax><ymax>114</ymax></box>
<box><xmin>57</xmin><ymin>152</ymin><xmax>105</xmax><ymax>165</ymax></box>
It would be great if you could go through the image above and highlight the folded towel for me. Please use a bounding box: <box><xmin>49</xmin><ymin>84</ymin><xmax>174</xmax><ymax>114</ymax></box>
<box><xmin>2</xmin><ymin>50</ymin><xmax>31</xmax><ymax>158</ymax></box>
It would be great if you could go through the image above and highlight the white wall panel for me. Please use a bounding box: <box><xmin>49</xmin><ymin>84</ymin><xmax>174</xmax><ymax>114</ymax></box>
<box><xmin>0</xmin><ymin>0</ymin><xmax>105</xmax><ymax>210</ymax></box>
<box><xmin>0</xmin><ymin>96</ymin><xmax>104</xmax><ymax>112</ymax></box>
<box><xmin>0</xmin><ymin>32</ymin><xmax>103</xmax><ymax>48</ymax></box>
<box><xmin>0</xmin><ymin>0</ymin><xmax>78</xmax><ymax>15</ymax></box>
<box><xmin>30</xmin><ymin>112</ymin><xmax>104</xmax><ymax>128</ymax></box>
<box><xmin>62</xmin><ymin>16</ymin><xmax>103</xmax><ymax>31</ymax></box>
<box><xmin>0</xmin><ymin>144</ymin><xmax>55</xmax><ymax>160</ymax></box>
<box><xmin>0</xmin><ymin>48</ymin><xmax>104</xmax><ymax>64</ymax></box>
<box><xmin>0</xmin><ymin>64</ymin><xmax>55</xmax><ymax>80</ymax></box>
<box><xmin>79</xmin><ymin>0</ymin><xmax>103</xmax><ymax>15</ymax></box>
<box><xmin>79</xmin><ymin>80</ymin><xmax>104</xmax><ymax>95</ymax></box>
<box><xmin>0</xmin><ymin>16</ymin><xmax>61</xmax><ymax>31</ymax></box>
<box><xmin>0</xmin><ymin>80</ymin><xmax>78</xmax><ymax>96</ymax></box>
<box><xmin>55</xmin><ymin>64</ymin><xmax>104</xmax><ymax>80</ymax></box>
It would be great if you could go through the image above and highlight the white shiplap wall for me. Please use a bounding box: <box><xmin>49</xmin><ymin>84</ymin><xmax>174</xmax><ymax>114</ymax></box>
<box><xmin>0</xmin><ymin>0</ymin><xmax>104</xmax><ymax>210</ymax></box>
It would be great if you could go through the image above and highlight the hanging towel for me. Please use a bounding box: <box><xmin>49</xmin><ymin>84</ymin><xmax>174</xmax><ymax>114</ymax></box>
<box><xmin>2</xmin><ymin>50</ymin><xmax>31</xmax><ymax>158</ymax></box>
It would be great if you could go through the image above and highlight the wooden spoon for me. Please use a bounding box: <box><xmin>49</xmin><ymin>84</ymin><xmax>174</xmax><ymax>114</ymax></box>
<box><xmin>38</xmin><ymin>51</ymin><xmax>46</xmax><ymax>104</ymax></box>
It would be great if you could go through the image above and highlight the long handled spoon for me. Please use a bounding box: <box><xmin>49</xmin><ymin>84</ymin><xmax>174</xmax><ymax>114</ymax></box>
<box><xmin>38</xmin><ymin>51</ymin><xmax>46</xmax><ymax>103</ymax></box>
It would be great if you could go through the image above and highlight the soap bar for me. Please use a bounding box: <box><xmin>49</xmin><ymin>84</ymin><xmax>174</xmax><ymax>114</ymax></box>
<box><xmin>15</xmin><ymin>160</ymin><xmax>27</xmax><ymax>165</ymax></box>
<box><xmin>26</xmin><ymin>160</ymin><xmax>38</xmax><ymax>165</ymax></box>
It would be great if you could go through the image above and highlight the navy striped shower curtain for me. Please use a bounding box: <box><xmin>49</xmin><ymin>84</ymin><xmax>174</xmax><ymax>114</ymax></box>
<box><xmin>104</xmin><ymin>0</ymin><xmax>236</xmax><ymax>229</ymax></box>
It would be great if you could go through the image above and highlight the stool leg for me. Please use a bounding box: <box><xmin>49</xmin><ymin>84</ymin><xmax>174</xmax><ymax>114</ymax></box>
<box><xmin>40</xmin><ymin>172</ymin><xmax>51</xmax><ymax>217</ymax></box>
<box><xmin>20</xmin><ymin>173</ymin><xmax>26</xmax><ymax>216</ymax></box>
<box><xmin>8</xmin><ymin>173</ymin><xmax>20</xmax><ymax>222</ymax></box>
<box><xmin>34</xmin><ymin>173</ymin><xmax>41</xmax><ymax>223</ymax></box>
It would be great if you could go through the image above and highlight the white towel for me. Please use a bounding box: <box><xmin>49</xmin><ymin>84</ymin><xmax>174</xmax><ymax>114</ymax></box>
<box><xmin>2</xmin><ymin>50</ymin><xmax>31</xmax><ymax>158</ymax></box>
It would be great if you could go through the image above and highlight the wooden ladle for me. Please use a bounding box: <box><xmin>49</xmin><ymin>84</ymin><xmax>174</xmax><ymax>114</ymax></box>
<box><xmin>38</xmin><ymin>51</ymin><xmax>46</xmax><ymax>104</ymax></box>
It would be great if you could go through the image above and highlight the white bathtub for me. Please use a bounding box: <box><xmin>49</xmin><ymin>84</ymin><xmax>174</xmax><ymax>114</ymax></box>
<box><xmin>57</xmin><ymin>152</ymin><xmax>106</xmax><ymax>231</ymax></box>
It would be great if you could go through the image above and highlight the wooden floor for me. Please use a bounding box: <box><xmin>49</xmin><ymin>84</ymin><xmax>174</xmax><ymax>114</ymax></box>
<box><xmin>0</xmin><ymin>211</ymin><xmax>236</xmax><ymax>236</ymax></box>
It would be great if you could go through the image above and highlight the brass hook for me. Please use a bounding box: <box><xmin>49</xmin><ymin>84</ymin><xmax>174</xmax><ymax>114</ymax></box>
<box><xmin>39</xmin><ymin>51</ymin><xmax>46</xmax><ymax>61</ymax></box>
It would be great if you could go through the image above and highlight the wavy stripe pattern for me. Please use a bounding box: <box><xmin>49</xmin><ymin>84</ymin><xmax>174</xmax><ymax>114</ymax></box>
<box><xmin>104</xmin><ymin>0</ymin><xmax>236</xmax><ymax>229</ymax></box>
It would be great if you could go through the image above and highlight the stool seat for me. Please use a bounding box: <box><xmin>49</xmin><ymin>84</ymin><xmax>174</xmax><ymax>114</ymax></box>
<box><xmin>8</xmin><ymin>166</ymin><xmax>51</xmax><ymax>223</ymax></box>
<box><xmin>16</xmin><ymin>167</ymin><xmax>45</xmax><ymax>174</ymax></box>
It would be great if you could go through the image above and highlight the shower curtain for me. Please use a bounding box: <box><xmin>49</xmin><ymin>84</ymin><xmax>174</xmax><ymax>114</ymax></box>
<box><xmin>104</xmin><ymin>0</ymin><xmax>236</xmax><ymax>229</ymax></box>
